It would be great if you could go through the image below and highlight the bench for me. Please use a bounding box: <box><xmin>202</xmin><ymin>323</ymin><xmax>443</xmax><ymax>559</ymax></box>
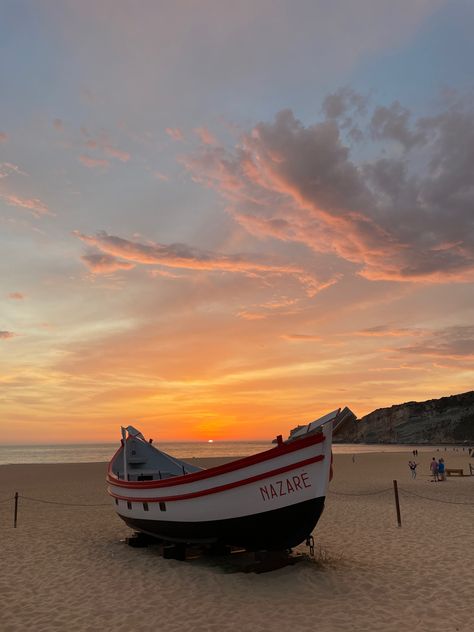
<box><xmin>446</xmin><ymin>468</ymin><xmax>464</xmax><ymax>477</ymax></box>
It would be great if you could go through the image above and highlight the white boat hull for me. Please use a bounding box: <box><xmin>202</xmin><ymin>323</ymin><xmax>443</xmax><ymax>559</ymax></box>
<box><xmin>107</xmin><ymin>423</ymin><xmax>333</xmax><ymax>550</ymax></box>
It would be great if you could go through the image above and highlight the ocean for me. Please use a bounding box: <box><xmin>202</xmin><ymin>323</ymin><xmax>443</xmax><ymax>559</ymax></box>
<box><xmin>0</xmin><ymin>441</ymin><xmax>441</xmax><ymax>465</ymax></box>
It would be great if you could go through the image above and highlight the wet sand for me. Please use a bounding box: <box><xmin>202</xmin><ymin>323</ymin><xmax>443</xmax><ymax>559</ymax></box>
<box><xmin>1</xmin><ymin>449</ymin><xmax>473</xmax><ymax>631</ymax></box>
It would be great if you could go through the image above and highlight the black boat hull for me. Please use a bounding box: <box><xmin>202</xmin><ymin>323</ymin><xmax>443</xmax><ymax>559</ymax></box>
<box><xmin>119</xmin><ymin>496</ymin><xmax>325</xmax><ymax>551</ymax></box>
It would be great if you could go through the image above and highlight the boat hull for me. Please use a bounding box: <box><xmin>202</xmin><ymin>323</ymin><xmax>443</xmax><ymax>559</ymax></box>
<box><xmin>108</xmin><ymin>422</ymin><xmax>333</xmax><ymax>551</ymax></box>
<box><xmin>119</xmin><ymin>496</ymin><xmax>325</xmax><ymax>550</ymax></box>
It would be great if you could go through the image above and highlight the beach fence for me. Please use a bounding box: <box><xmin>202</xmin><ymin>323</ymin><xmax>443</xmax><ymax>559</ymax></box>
<box><xmin>2</xmin><ymin>482</ymin><xmax>473</xmax><ymax>530</ymax></box>
<box><xmin>0</xmin><ymin>492</ymin><xmax>110</xmax><ymax>528</ymax></box>
<box><xmin>328</xmin><ymin>479</ymin><xmax>474</xmax><ymax>527</ymax></box>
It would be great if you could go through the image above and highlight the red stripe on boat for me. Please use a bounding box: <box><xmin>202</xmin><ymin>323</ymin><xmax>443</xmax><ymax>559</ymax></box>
<box><xmin>109</xmin><ymin>454</ymin><xmax>324</xmax><ymax>503</ymax></box>
<box><xmin>107</xmin><ymin>430</ymin><xmax>326</xmax><ymax>489</ymax></box>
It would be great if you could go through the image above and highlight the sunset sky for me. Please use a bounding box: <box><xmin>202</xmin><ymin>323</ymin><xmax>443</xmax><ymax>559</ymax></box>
<box><xmin>1</xmin><ymin>1</ymin><xmax>474</xmax><ymax>443</ymax></box>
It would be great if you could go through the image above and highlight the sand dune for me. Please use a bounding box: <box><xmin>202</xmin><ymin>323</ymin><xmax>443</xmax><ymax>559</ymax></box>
<box><xmin>1</xmin><ymin>450</ymin><xmax>473</xmax><ymax>631</ymax></box>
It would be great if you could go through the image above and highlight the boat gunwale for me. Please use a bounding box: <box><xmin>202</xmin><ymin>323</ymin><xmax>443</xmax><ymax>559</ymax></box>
<box><xmin>107</xmin><ymin>430</ymin><xmax>326</xmax><ymax>490</ymax></box>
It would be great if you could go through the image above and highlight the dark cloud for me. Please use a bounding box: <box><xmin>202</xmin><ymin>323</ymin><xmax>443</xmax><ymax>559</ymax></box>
<box><xmin>398</xmin><ymin>326</ymin><xmax>474</xmax><ymax>358</ymax></box>
<box><xmin>80</xmin><ymin>253</ymin><xmax>135</xmax><ymax>274</ymax></box>
<box><xmin>370</xmin><ymin>101</ymin><xmax>426</xmax><ymax>149</ymax></box>
<box><xmin>184</xmin><ymin>95</ymin><xmax>474</xmax><ymax>283</ymax></box>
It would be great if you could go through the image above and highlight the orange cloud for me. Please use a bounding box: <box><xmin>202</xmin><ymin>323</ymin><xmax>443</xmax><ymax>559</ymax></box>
<box><xmin>281</xmin><ymin>333</ymin><xmax>322</xmax><ymax>341</ymax></box>
<box><xmin>237</xmin><ymin>311</ymin><xmax>268</xmax><ymax>320</ymax></box>
<box><xmin>80</xmin><ymin>253</ymin><xmax>136</xmax><ymax>274</ymax></box>
<box><xmin>354</xmin><ymin>326</ymin><xmax>423</xmax><ymax>337</ymax></box>
<box><xmin>53</xmin><ymin>118</ymin><xmax>64</xmax><ymax>132</ymax></box>
<box><xmin>8</xmin><ymin>292</ymin><xmax>25</xmax><ymax>300</ymax></box>
<box><xmin>0</xmin><ymin>132</ymin><xmax>7</xmax><ymax>142</ymax></box>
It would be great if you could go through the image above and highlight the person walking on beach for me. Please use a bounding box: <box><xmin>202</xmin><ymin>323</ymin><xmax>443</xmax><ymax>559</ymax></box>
<box><xmin>430</xmin><ymin>457</ymin><xmax>439</xmax><ymax>482</ymax></box>
<box><xmin>438</xmin><ymin>457</ymin><xmax>446</xmax><ymax>481</ymax></box>
<box><xmin>408</xmin><ymin>460</ymin><xmax>418</xmax><ymax>479</ymax></box>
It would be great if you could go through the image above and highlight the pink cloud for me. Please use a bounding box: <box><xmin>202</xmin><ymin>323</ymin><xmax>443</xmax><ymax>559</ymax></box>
<box><xmin>153</xmin><ymin>171</ymin><xmax>170</xmax><ymax>181</ymax></box>
<box><xmin>80</xmin><ymin>253</ymin><xmax>136</xmax><ymax>274</ymax></box>
<box><xmin>195</xmin><ymin>127</ymin><xmax>217</xmax><ymax>145</ymax></box>
<box><xmin>166</xmin><ymin>127</ymin><xmax>184</xmax><ymax>142</ymax></box>
<box><xmin>148</xmin><ymin>268</ymin><xmax>182</xmax><ymax>279</ymax></box>
<box><xmin>0</xmin><ymin>331</ymin><xmax>16</xmax><ymax>340</ymax></box>
<box><xmin>0</xmin><ymin>192</ymin><xmax>52</xmax><ymax>217</ymax></box>
<box><xmin>8</xmin><ymin>292</ymin><xmax>25</xmax><ymax>300</ymax></box>
<box><xmin>79</xmin><ymin>155</ymin><xmax>110</xmax><ymax>169</ymax></box>
<box><xmin>103</xmin><ymin>145</ymin><xmax>130</xmax><ymax>162</ymax></box>
<box><xmin>74</xmin><ymin>230</ymin><xmax>330</xmax><ymax>296</ymax></box>
<box><xmin>79</xmin><ymin>128</ymin><xmax>130</xmax><ymax>163</ymax></box>
<box><xmin>0</xmin><ymin>132</ymin><xmax>7</xmax><ymax>143</ymax></box>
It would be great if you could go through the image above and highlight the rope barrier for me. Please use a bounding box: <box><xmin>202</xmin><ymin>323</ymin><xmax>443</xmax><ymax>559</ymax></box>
<box><xmin>329</xmin><ymin>488</ymin><xmax>392</xmax><ymax>496</ymax></box>
<box><xmin>7</xmin><ymin>488</ymin><xmax>471</xmax><ymax>506</ymax></box>
<box><xmin>329</xmin><ymin>485</ymin><xmax>473</xmax><ymax>506</ymax></box>
<box><xmin>18</xmin><ymin>495</ymin><xmax>110</xmax><ymax>507</ymax></box>
<box><xmin>399</xmin><ymin>487</ymin><xmax>474</xmax><ymax>506</ymax></box>
<box><xmin>3</xmin><ymin>479</ymin><xmax>471</xmax><ymax>532</ymax></box>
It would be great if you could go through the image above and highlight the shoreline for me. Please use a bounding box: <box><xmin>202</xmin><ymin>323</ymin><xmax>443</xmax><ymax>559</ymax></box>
<box><xmin>0</xmin><ymin>441</ymin><xmax>472</xmax><ymax>467</ymax></box>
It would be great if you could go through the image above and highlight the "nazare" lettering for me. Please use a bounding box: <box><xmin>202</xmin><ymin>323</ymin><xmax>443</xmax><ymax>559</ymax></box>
<box><xmin>259</xmin><ymin>472</ymin><xmax>311</xmax><ymax>501</ymax></box>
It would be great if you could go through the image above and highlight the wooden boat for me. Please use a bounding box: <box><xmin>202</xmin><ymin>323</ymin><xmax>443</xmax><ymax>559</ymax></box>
<box><xmin>107</xmin><ymin>409</ymin><xmax>339</xmax><ymax>551</ymax></box>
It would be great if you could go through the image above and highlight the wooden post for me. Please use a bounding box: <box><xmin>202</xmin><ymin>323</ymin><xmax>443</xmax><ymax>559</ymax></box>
<box><xmin>14</xmin><ymin>492</ymin><xmax>18</xmax><ymax>528</ymax></box>
<box><xmin>393</xmin><ymin>480</ymin><xmax>401</xmax><ymax>527</ymax></box>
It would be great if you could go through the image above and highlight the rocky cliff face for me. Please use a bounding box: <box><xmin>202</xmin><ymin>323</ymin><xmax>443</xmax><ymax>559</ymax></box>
<box><xmin>334</xmin><ymin>391</ymin><xmax>474</xmax><ymax>444</ymax></box>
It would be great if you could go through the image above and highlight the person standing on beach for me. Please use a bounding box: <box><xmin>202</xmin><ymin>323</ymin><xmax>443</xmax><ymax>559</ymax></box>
<box><xmin>408</xmin><ymin>461</ymin><xmax>418</xmax><ymax>479</ymax></box>
<box><xmin>438</xmin><ymin>458</ymin><xmax>446</xmax><ymax>481</ymax></box>
<box><xmin>430</xmin><ymin>457</ymin><xmax>439</xmax><ymax>482</ymax></box>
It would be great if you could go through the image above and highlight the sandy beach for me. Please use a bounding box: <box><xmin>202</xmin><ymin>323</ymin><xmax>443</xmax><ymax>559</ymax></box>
<box><xmin>1</xmin><ymin>449</ymin><xmax>473</xmax><ymax>632</ymax></box>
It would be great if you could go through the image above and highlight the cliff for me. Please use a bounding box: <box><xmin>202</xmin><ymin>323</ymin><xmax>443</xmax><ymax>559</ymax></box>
<box><xmin>334</xmin><ymin>391</ymin><xmax>474</xmax><ymax>444</ymax></box>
